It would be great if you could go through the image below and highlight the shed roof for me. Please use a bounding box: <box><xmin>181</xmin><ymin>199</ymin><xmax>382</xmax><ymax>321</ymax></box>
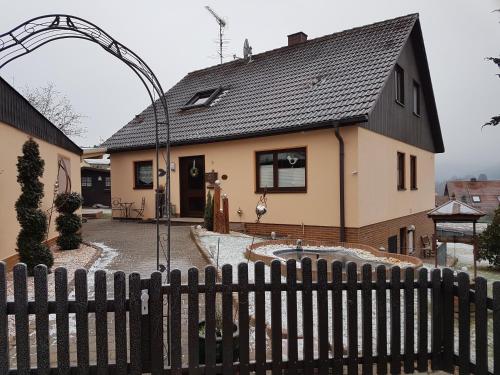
<box><xmin>427</xmin><ymin>199</ymin><xmax>485</xmax><ymax>221</ymax></box>
<box><xmin>103</xmin><ymin>13</ymin><xmax>443</xmax><ymax>152</ymax></box>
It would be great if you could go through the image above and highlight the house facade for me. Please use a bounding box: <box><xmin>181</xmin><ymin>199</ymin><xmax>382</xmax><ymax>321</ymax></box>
<box><xmin>103</xmin><ymin>14</ymin><xmax>444</xmax><ymax>255</ymax></box>
<box><xmin>0</xmin><ymin>77</ymin><xmax>82</xmax><ymax>268</ymax></box>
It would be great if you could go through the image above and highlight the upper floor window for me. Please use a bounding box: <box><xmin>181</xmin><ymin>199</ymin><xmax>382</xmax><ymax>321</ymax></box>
<box><xmin>134</xmin><ymin>160</ymin><xmax>153</xmax><ymax>189</ymax></box>
<box><xmin>395</xmin><ymin>64</ymin><xmax>405</xmax><ymax>105</ymax></box>
<box><xmin>413</xmin><ymin>81</ymin><xmax>421</xmax><ymax>116</ymax></box>
<box><xmin>410</xmin><ymin>155</ymin><xmax>417</xmax><ymax>190</ymax></box>
<box><xmin>397</xmin><ymin>152</ymin><xmax>405</xmax><ymax>190</ymax></box>
<box><xmin>256</xmin><ymin>148</ymin><xmax>306</xmax><ymax>193</ymax></box>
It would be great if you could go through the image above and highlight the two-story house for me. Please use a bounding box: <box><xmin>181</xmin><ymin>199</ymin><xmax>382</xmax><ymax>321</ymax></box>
<box><xmin>103</xmin><ymin>14</ymin><xmax>444</xmax><ymax>256</ymax></box>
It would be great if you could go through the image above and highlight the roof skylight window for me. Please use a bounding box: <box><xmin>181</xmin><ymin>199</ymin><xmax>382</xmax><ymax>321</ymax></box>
<box><xmin>472</xmin><ymin>195</ymin><xmax>481</xmax><ymax>203</ymax></box>
<box><xmin>183</xmin><ymin>88</ymin><xmax>221</xmax><ymax>109</ymax></box>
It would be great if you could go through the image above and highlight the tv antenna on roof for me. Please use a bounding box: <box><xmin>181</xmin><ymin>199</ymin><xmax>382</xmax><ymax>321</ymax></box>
<box><xmin>205</xmin><ymin>5</ymin><xmax>227</xmax><ymax>64</ymax></box>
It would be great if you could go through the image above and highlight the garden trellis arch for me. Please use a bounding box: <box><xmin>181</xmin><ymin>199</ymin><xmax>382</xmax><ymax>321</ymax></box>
<box><xmin>0</xmin><ymin>14</ymin><xmax>172</xmax><ymax>277</ymax></box>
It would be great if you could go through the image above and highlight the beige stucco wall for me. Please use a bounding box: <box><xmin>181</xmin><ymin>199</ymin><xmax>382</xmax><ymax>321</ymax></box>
<box><xmin>111</xmin><ymin>127</ymin><xmax>360</xmax><ymax>227</ymax></box>
<box><xmin>356</xmin><ymin>126</ymin><xmax>435</xmax><ymax>227</ymax></box>
<box><xmin>0</xmin><ymin>122</ymin><xmax>81</xmax><ymax>261</ymax></box>
<box><xmin>109</xmin><ymin>125</ymin><xmax>435</xmax><ymax>230</ymax></box>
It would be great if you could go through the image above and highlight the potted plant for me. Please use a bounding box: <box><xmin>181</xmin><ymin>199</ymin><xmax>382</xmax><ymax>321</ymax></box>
<box><xmin>198</xmin><ymin>306</ymin><xmax>239</xmax><ymax>367</ymax></box>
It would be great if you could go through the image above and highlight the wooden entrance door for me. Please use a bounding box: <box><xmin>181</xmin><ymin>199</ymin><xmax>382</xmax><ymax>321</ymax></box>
<box><xmin>179</xmin><ymin>155</ymin><xmax>205</xmax><ymax>217</ymax></box>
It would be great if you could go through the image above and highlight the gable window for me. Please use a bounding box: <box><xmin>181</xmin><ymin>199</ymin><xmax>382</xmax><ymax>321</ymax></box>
<box><xmin>182</xmin><ymin>88</ymin><xmax>221</xmax><ymax>109</ymax></box>
<box><xmin>395</xmin><ymin>64</ymin><xmax>405</xmax><ymax>105</ymax></box>
<box><xmin>410</xmin><ymin>155</ymin><xmax>417</xmax><ymax>190</ymax></box>
<box><xmin>82</xmin><ymin>176</ymin><xmax>92</xmax><ymax>187</ymax></box>
<box><xmin>256</xmin><ymin>148</ymin><xmax>306</xmax><ymax>193</ymax></box>
<box><xmin>134</xmin><ymin>161</ymin><xmax>153</xmax><ymax>189</ymax></box>
<box><xmin>397</xmin><ymin>152</ymin><xmax>405</xmax><ymax>190</ymax></box>
<box><xmin>472</xmin><ymin>195</ymin><xmax>481</xmax><ymax>203</ymax></box>
<box><xmin>413</xmin><ymin>81</ymin><xmax>421</xmax><ymax>116</ymax></box>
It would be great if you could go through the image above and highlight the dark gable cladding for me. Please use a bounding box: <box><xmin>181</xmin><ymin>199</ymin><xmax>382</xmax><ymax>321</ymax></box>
<box><xmin>0</xmin><ymin>77</ymin><xmax>82</xmax><ymax>155</ymax></box>
<box><xmin>103</xmin><ymin>13</ymin><xmax>443</xmax><ymax>153</ymax></box>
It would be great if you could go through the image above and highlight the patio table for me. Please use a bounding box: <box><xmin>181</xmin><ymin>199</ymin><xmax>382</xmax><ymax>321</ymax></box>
<box><xmin>120</xmin><ymin>202</ymin><xmax>134</xmax><ymax>218</ymax></box>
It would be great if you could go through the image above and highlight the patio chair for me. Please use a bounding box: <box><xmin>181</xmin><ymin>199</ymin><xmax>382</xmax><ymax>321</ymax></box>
<box><xmin>132</xmin><ymin>197</ymin><xmax>146</xmax><ymax>219</ymax></box>
<box><xmin>111</xmin><ymin>197</ymin><xmax>125</xmax><ymax>218</ymax></box>
<box><xmin>421</xmin><ymin>235</ymin><xmax>433</xmax><ymax>258</ymax></box>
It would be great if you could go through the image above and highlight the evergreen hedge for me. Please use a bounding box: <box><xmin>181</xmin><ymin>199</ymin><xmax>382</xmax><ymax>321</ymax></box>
<box><xmin>15</xmin><ymin>138</ymin><xmax>54</xmax><ymax>273</ymax></box>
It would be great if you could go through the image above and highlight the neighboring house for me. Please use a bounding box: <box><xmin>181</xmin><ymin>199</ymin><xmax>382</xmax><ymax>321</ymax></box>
<box><xmin>444</xmin><ymin>179</ymin><xmax>500</xmax><ymax>219</ymax></box>
<box><xmin>81</xmin><ymin>148</ymin><xmax>111</xmax><ymax>207</ymax></box>
<box><xmin>103</xmin><ymin>14</ymin><xmax>444</xmax><ymax>255</ymax></box>
<box><xmin>0</xmin><ymin>77</ymin><xmax>82</xmax><ymax>268</ymax></box>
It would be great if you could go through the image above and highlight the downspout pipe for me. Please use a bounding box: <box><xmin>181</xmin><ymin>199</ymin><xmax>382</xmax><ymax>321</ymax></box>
<box><xmin>334</xmin><ymin>126</ymin><xmax>346</xmax><ymax>242</ymax></box>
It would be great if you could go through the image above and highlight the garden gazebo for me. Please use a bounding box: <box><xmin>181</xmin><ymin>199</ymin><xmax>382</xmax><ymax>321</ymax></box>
<box><xmin>427</xmin><ymin>198</ymin><xmax>485</xmax><ymax>278</ymax></box>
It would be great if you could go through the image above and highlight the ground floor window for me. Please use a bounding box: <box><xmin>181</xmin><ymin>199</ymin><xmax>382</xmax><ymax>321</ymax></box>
<box><xmin>134</xmin><ymin>160</ymin><xmax>153</xmax><ymax>189</ymax></box>
<box><xmin>105</xmin><ymin>176</ymin><xmax>111</xmax><ymax>190</ymax></box>
<box><xmin>82</xmin><ymin>176</ymin><xmax>92</xmax><ymax>187</ymax></box>
<box><xmin>256</xmin><ymin>147</ymin><xmax>306</xmax><ymax>193</ymax></box>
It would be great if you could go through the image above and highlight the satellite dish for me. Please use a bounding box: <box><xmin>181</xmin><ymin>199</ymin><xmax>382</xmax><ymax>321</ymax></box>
<box><xmin>243</xmin><ymin>38</ymin><xmax>252</xmax><ymax>61</ymax></box>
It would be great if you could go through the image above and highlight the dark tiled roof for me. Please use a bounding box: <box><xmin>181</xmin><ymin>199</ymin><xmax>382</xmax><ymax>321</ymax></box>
<box><xmin>104</xmin><ymin>14</ymin><xmax>419</xmax><ymax>151</ymax></box>
<box><xmin>0</xmin><ymin>77</ymin><xmax>82</xmax><ymax>155</ymax></box>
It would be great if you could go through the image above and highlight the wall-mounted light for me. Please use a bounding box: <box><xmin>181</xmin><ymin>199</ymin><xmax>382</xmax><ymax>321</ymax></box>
<box><xmin>170</xmin><ymin>162</ymin><xmax>176</xmax><ymax>172</ymax></box>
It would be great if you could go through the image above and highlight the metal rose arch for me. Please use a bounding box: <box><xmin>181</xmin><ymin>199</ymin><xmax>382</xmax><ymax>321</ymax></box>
<box><xmin>0</xmin><ymin>14</ymin><xmax>172</xmax><ymax>278</ymax></box>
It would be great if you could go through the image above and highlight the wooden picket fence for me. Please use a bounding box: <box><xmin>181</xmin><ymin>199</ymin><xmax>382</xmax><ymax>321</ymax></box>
<box><xmin>1</xmin><ymin>258</ymin><xmax>500</xmax><ymax>375</ymax></box>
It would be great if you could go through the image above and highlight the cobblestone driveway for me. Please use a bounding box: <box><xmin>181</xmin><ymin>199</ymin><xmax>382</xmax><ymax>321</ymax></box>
<box><xmin>83</xmin><ymin>219</ymin><xmax>208</xmax><ymax>280</ymax></box>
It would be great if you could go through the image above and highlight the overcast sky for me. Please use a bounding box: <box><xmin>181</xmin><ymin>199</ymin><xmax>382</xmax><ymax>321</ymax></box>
<box><xmin>1</xmin><ymin>0</ymin><xmax>499</xmax><ymax>180</ymax></box>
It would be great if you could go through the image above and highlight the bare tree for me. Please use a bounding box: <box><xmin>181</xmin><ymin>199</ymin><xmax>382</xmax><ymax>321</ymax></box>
<box><xmin>484</xmin><ymin>10</ymin><xmax>500</xmax><ymax>127</ymax></box>
<box><xmin>22</xmin><ymin>83</ymin><xmax>86</xmax><ymax>137</ymax></box>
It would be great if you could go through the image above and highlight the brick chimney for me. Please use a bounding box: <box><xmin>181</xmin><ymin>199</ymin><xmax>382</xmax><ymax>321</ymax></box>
<box><xmin>287</xmin><ymin>32</ymin><xmax>308</xmax><ymax>46</ymax></box>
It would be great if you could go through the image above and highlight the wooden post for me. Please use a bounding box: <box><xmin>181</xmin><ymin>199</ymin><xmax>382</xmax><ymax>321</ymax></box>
<box><xmin>213</xmin><ymin>182</ymin><xmax>221</xmax><ymax>233</ymax></box>
<box><xmin>222</xmin><ymin>194</ymin><xmax>229</xmax><ymax>234</ymax></box>
<box><xmin>433</xmin><ymin>221</ymin><xmax>438</xmax><ymax>268</ymax></box>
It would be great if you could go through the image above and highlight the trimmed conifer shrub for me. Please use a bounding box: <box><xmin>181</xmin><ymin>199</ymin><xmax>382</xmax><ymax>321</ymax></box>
<box><xmin>55</xmin><ymin>192</ymin><xmax>83</xmax><ymax>250</ymax></box>
<box><xmin>478</xmin><ymin>206</ymin><xmax>500</xmax><ymax>268</ymax></box>
<box><xmin>204</xmin><ymin>190</ymin><xmax>214</xmax><ymax>231</ymax></box>
<box><xmin>15</xmin><ymin>138</ymin><xmax>54</xmax><ymax>273</ymax></box>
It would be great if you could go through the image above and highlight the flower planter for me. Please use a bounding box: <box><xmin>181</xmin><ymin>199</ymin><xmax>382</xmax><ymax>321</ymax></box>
<box><xmin>198</xmin><ymin>320</ymin><xmax>239</xmax><ymax>367</ymax></box>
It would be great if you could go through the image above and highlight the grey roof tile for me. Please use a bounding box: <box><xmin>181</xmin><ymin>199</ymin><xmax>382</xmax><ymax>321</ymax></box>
<box><xmin>103</xmin><ymin>14</ymin><xmax>418</xmax><ymax>151</ymax></box>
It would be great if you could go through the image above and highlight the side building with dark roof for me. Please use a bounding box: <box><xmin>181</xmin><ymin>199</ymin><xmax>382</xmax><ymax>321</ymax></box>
<box><xmin>0</xmin><ymin>77</ymin><xmax>82</xmax><ymax>269</ymax></box>
<box><xmin>104</xmin><ymin>14</ymin><xmax>444</xmax><ymax>257</ymax></box>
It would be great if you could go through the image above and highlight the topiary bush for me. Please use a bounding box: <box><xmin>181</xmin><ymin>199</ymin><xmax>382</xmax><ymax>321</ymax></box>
<box><xmin>55</xmin><ymin>192</ymin><xmax>83</xmax><ymax>250</ymax></box>
<box><xmin>15</xmin><ymin>138</ymin><xmax>54</xmax><ymax>274</ymax></box>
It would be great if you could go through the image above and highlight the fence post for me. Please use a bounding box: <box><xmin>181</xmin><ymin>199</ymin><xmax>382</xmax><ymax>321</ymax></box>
<box><xmin>75</xmin><ymin>269</ymin><xmax>90</xmax><ymax>375</ymax></box>
<box><xmin>493</xmin><ymin>281</ymin><xmax>500</xmax><ymax>375</ymax></box>
<box><xmin>14</xmin><ymin>263</ymin><xmax>29</xmax><ymax>374</ymax></box>
<box><xmin>222</xmin><ymin>264</ymin><xmax>234</xmax><ymax>375</ymax></box>
<box><xmin>238</xmin><ymin>263</ymin><xmax>250</xmax><ymax>375</ymax></box>
<box><xmin>361</xmin><ymin>264</ymin><xmax>373</xmax><ymax>375</ymax></box>
<box><xmin>430</xmin><ymin>268</ymin><xmax>442</xmax><ymax>371</ymax></box>
<box><xmin>188</xmin><ymin>267</ymin><xmax>200</xmax><ymax>375</ymax></box>
<box><xmin>94</xmin><ymin>270</ymin><xmax>109</xmax><ymax>375</ymax></box>
<box><xmin>457</xmin><ymin>272</ymin><xmax>470</xmax><ymax>374</ymax></box>
<box><xmin>347</xmin><ymin>262</ymin><xmax>358</xmax><ymax>375</ymax></box>
<box><xmin>474</xmin><ymin>277</ymin><xmax>488</xmax><ymax>374</ymax></box>
<box><xmin>417</xmin><ymin>268</ymin><xmax>428</xmax><ymax>373</ymax></box>
<box><xmin>204</xmin><ymin>266</ymin><xmax>217</xmax><ymax>375</ymax></box>
<box><xmin>286</xmin><ymin>259</ymin><xmax>298</xmax><ymax>375</ymax></box>
<box><xmin>55</xmin><ymin>267</ymin><xmax>70</xmax><ymax>374</ymax></box>
<box><xmin>254</xmin><ymin>261</ymin><xmax>266</xmax><ymax>375</ymax></box>
<box><xmin>129</xmin><ymin>272</ymin><xmax>143</xmax><ymax>375</ymax></box>
<box><xmin>271</xmin><ymin>260</ymin><xmax>283</xmax><ymax>375</ymax></box>
<box><xmin>114</xmin><ymin>271</ymin><xmax>128</xmax><ymax>375</ymax></box>
<box><xmin>170</xmin><ymin>269</ymin><xmax>182</xmax><ymax>375</ymax></box>
<box><xmin>390</xmin><ymin>266</ymin><xmax>401</xmax><ymax>375</ymax></box>
<box><xmin>403</xmin><ymin>267</ymin><xmax>414</xmax><ymax>374</ymax></box>
<box><xmin>301</xmin><ymin>257</ymin><xmax>314</xmax><ymax>375</ymax></box>
<box><xmin>441</xmin><ymin>268</ymin><xmax>454</xmax><ymax>372</ymax></box>
<box><xmin>34</xmin><ymin>265</ymin><xmax>49</xmax><ymax>375</ymax></box>
<box><xmin>376</xmin><ymin>265</ymin><xmax>387</xmax><ymax>375</ymax></box>
<box><xmin>332</xmin><ymin>261</ymin><xmax>343</xmax><ymax>374</ymax></box>
<box><xmin>149</xmin><ymin>271</ymin><xmax>163</xmax><ymax>375</ymax></box>
<box><xmin>317</xmin><ymin>259</ymin><xmax>329</xmax><ymax>375</ymax></box>
<box><xmin>0</xmin><ymin>262</ymin><xmax>9</xmax><ymax>375</ymax></box>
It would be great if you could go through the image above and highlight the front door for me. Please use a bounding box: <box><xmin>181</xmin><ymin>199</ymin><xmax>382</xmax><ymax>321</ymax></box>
<box><xmin>179</xmin><ymin>155</ymin><xmax>205</xmax><ymax>217</ymax></box>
